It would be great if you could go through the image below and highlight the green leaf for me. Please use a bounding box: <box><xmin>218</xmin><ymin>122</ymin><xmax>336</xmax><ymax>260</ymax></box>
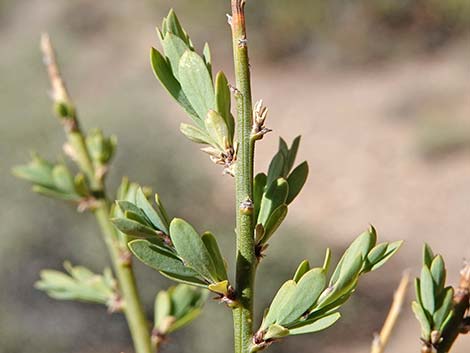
<box><xmin>261</xmin><ymin>280</ymin><xmax>297</xmax><ymax>330</ymax></box>
<box><xmin>368</xmin><ymin>241</ymin><xmax>403</xmax><ymax>272</ymax></box>
<box><xmin>163</xmin><ymin>33</ymin><xmax>191</xmax><ymax>80</ymax></box>
<box><xmin>412</xmin><ymin>301</ymin><xmax>431</xmax><ymax>339</ymax></box>
<box><xmin>169</xmin><ymin>218</ymin><xmax>216</xmax><ymax>282</ymax></box>
<box><xmin>117</xmin><ymin>201</ymin><xmax>151</xmax><ymax>226</ymax></box>
<box><xmin>286</xmin><ymin>136</ymin><xmax>301</xmax><ymax>175</ymax></box>
<box><xmin>74</xmin><ymin>173</ymin><xmax>89</xmax><ymax>196</ymax></box>
<box><xmin>433</xmin><ymin>287</ymin><xmax>453</xmax><ymax>331</ymax></box>
<box><xmin>430</xmin><ymin>255</ymin><xmax>446</xmax><ymax>290</ymax></box>
<box><xmin>264</xmin><ymin>324</ymin><xmax>289</xmax><ymax>340</ymax></box>
<box><xmin>215</xmin><ymin>71</ymin><xmax>234</xmax><ymax>142</ymax></box>
<box><xmin>420</xmin><ymin>265</ymin><xmax>436</xmax><ymax>315</ymax></box>
<box><xmin>178</xmin><ymin>50</ymin><xmax>215</xmax><ymax>121</ymax></box>
<box><xmin>180</xmin><ymin>123</ymin><xmax>210</xmax><ymax>144</ymax></box>
<box><xmin>260</xmin><ymin>204</ymin><xmax>288</xmax><ymax>244</ymax></box>
<box><xmin>201</xmin><ymin>232</ymin><xmax>228</xmax><ymax>281</ymax></box>
<box><xmin>32</xmin><ymin>185</ymin><xmax>77</xmax><ymax>201</ymax></box>
<box><xmin>293</xmin><ymin>260</ymin><xmax>310</xmax><ymax>283</ymax></box>
<box><xmin>365</xmin><ymin>243</ymin><xmax>388</xmax><ymax>269</ymax></box>
<box><xmin>129</xmin><ymin>239</ymin><xmax>202</xmax><ymax>280</ymax></box>
<box><xmin>318</xmin><ymin>255</ymin><xmax>362</xmax><ymax>309</ymax></box>
<box><xmin>165</xmin><ymin>9</ymin><xmax>190</xmax><ymax>45</ymax></box>
<box><xmin>205</xmin><ymin>110</ymin><xmax>229</xmax><ymax>151</ymax></box>
<box><xmin>329</xmin><ymin>228</ymin><xmax>377</xmax><ymax>285</ymax></box>
<box><xmin>286</xmin><ymin>161</ymin><xmax>308</xmax><ymax>204</ymax></box>
<box><xmin>52</xmin><ymin>165</ymin><xmax>76</xmax><ymax>193</ymax></box>
<box><xmin>154</xmin><ymin>290</ymin><xmax>172</xmax><ymax>330</ymax></box>
<box><xmin>170</xmin><ymin>285</ymin><xmax>204</xmax><ymax>318</ymax></box>
<box><xmin>111</xmin><ymin>218</ymin><xmax>157</xmax><ymax>238</ymax></box>
<box><xmin>308</xmin><ymin>292</ymin><xmax>352</xmax><ymax>319</ymax></box>
<box><xmin>266</xmin><ymin>151</ymin><xmax>285</xmax><ymax>186</ymax></box>
<box><xmin>423</xmin><ymin>244</ymin><xmax>434</xmax><ymax>268</ymax></box>
<box><xmin>279</xmin><ymin>138</ymin><xmax>289</xmax><ymax>160</ymax></box>
<box><xmin>278</xmin><ymin>268</ymin><xmax>326</xmax><ymax>326</ymax></box>
<box><xmin>323</xmin><ymin>248</ymin><xmax>332</xmax><ymax>273</ymax></box>
<box><xmin>253</xmin><ymin>173</ymin><xmax>267</xmax><ymax>222</ymax></box>
<box><xmin>203</xmin><ymin>43</ymin><xmax>212</xmax><ymax>79</ymax></box>
<box><xmin>35</xmin><ymin>263</ymin><xmax>115</xmax><ymax>305</ymax></box>
<box><xmin>208</xmin><ymin>280</ymin><xmax>230</xmax><ymax>296</ymax></box>
<box><xmin>160</xmin><ymin>272</ymin><xmax>208</xmax><ymax>288</ymax></box>
<box><xmin>125</xmin><ymin>210</ymin><xmax>150</xmax><ymax>227</ymax></box>
<box><xmin>150</xmin><ymin>48</ymin><xmax>200</xmax><ymax>123</ymax></box>
<box><xmin>257</xmin><ymin>178</ymin><xmax>289</xmax><ymax>227</ymax></box>
<box><xmin>288</xmin><ymin>312</ymin><xmax>341</xmax><ymax>335</ymax></box>
<box><xmin>136</xmin><ymin>187</ymin><xmax>169</xmax><ymax>234</ymax></box>
<box><xmin>154</xmin><ymin>193</ymin><xmax>171</xmax><ymax>229</ymax></box>
<box><xmin>169</xmin><ymin>307</ymin><xmax>204</xmax><ymax>333</ymax></box>
<box><xmin>12</xmin><ymin>154</ymin><xmax>55</xmax><ymax>188</ymax></box>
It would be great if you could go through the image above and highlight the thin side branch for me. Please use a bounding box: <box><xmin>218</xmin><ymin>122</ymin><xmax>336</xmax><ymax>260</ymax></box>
<box><xmin>437</xmin><ymin>263</ymin><xmax>470</xmax><ymax>353</ymax></box>
<box><xmin>371</xmin><ymin>272</ymin><xmax>410</xmax><ymax>353</ymax></box>
<box><xmin>41</xmin><ymin>33</ymin><xmax>71</xmax><ymax>104</ymax></box>
<box><xmin>39</xmin><ymin>34</ymin><xmax>153</xmax><ymax>353</ymax></box>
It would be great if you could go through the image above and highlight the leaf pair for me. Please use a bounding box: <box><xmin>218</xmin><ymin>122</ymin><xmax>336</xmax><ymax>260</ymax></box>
<box><xmin>112</xmin><ymin>186</ymin><xmax>170</xmax><ymax>241</ymax></box>
<box><xmin>112</xmin><ymin>189</ymin><xmax>230</xmax><ymax>296</ymax></box>
<box><xmin>129</xmin><ymin>219</ymin><xmax>229</xmax><ymax>296</ymax></box>
<box><xmin>412</xmin><ymin>245</ymin><xmax>454</xmax><ymax>344</ymax></box>
<box><xmin>254</xmin><ymin>137</ymin><xmax>309</xmax><ymax>246</ymax></box>
<box><xmin>13</xmin><ymin>153</ymin><xmax>90</xmax><ymax>202</ymax></box>
<box><xmin>36</xmin><ymin>262</ymin><xmax>117</xmax><ymax>310</ymax></box>
<box><xmin>154</xmin><ymin>285</ymin><xmax>207</xmax><ymax>337</ymax></box>
<box><xmin>255</xmin><ymin>227</ymin><xmax>402</xmax><ymax>344</ymax></box>
<box><xmin>151</xmin><ymin>10</ymin><xmax>234</xmax><ymax>163</ymax></box>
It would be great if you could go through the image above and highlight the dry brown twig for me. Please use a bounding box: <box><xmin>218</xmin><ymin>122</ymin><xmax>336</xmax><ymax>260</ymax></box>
<box><xmin>371</xmin><ymin>271</ymin><xmax>411</xmax><ymax>353</ymax></box>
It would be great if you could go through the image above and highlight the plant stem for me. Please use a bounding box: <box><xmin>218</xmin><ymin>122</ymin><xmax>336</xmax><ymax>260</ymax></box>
<box><xmin>95</xmin><ymin>203</ymin><xmax>154</xmax><ymax>353</ymax></box>
<box><xmin>41</xmin><ymin>33</ymin><xmax>153</xmax><ymax>353</ymax></box>
<box><xmin>436</xmin><ymin>264</ymin><xmax>470</xmax><ymax>353</ymax></box>
<box><xmin>371</xmin><ymin>272</ymin><xmax>410</xmax><ymax>353</ymax></box>
<box><xmin>230</xmin><ymin>2</ymin><xmax>256</xmax><ymax>353</ymax></box>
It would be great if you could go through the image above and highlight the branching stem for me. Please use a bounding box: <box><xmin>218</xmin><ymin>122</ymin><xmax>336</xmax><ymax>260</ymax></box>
<box><xmin>40</xmin><ymin>33</ymin><xmax>154</xmax><ymax>353</ymax></box>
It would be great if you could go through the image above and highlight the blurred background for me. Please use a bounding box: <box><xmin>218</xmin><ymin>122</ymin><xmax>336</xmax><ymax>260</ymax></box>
<box><xmin>1</xmin><ymin>0</ymin><xmax>470</xmax><ymax>352</ymax></box>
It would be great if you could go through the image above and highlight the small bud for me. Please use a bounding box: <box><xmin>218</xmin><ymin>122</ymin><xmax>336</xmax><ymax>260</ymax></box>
<box><xmin>430</xmin><ymin>330</ymin><xmax>441</xmax><ymax>345</ymax></box>
<box><xmin>240</xmin><ymin>198</ymin><xmax>254</xmax><ymax>215</ymax></box>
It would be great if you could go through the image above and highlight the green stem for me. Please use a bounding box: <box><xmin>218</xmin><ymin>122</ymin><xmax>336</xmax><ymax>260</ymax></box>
<box><xmin>68</xmin><ymin>131</ymin><xmax>153</xmax><ymax>353</ymax></box>
<box><xmin>95</xmin><ymin>204</ymin><xmax>154</xmax><ymax>353</ymax></box>
<box><xmin>230</xmin><ymin>1</ymin><xmax>256</xmax><ymax>353</ymax></box>
<box><xmin>41</xmin><ymin>33</ymin><xmax>154</xmax><ymax>353</ymax></box>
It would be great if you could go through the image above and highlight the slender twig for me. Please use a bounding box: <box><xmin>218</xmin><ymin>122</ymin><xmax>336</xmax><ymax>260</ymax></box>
<box><xmin>371</xmin><ymin>272</ymin><xmax>410</xmax><ymax>353</ymax></box>
<box><xmin>230</xmin><ymin>2</ymin><xmax>257</xmax><ymax>353</ymax></box>
<box><xmin>437</xmin><ymin>263</ymin><xmax>470</xmax><ymax>353</ymax></box>
<box><xmin>40</xmin><ymin>33</ymin><xmax>154</xmax><ymax>353</ymax></box>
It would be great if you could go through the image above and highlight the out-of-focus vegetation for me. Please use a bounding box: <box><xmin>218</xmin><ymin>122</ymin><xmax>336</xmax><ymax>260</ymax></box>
<box><xmin>2</xmin><ymin>1</ymin><xmax>470</xmax><ymax>353</ymax></box>
<box><xmin>147</xmin><ymin>0</ymin><xmax>470</xmax><ymax>62</ymax></box>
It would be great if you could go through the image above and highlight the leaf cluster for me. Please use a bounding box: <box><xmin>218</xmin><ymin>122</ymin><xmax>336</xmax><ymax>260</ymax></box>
<box><xmin>36</xmin><ymin>262</ymin><xmax>118</xmax><ymax>310</ymax></box>
<box><xmin>153</xmin><ymin>284</ymin><xmax>207</xmax><ymax>339</ymax></box>
<box><xmin>254</xmin><ymin>137</ymin><xmax>309</xmax><ymax>250</ymax></box>
<box><xmin>112</xmin><ymin>186</ymin><xmax>231</xmax><ymax>298</ymax></box>
<box><xmin>151</xmin><ymin>10</ymin><xmax>235</xmax><ymax>170</ymax></box>
<box><xmin>254</xmin><ymin>227</ymin><xmax>402</xmax><ymax>347</ymax></box>
<box><xmin>13</xmin><ymin>153</ymin><xmax>90</xmax><ymax>202</ymax></box>
<box><xmin>412</xmin><ymin>245</ymin><xmax>454</xmax><ymax>348</ymax></box>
